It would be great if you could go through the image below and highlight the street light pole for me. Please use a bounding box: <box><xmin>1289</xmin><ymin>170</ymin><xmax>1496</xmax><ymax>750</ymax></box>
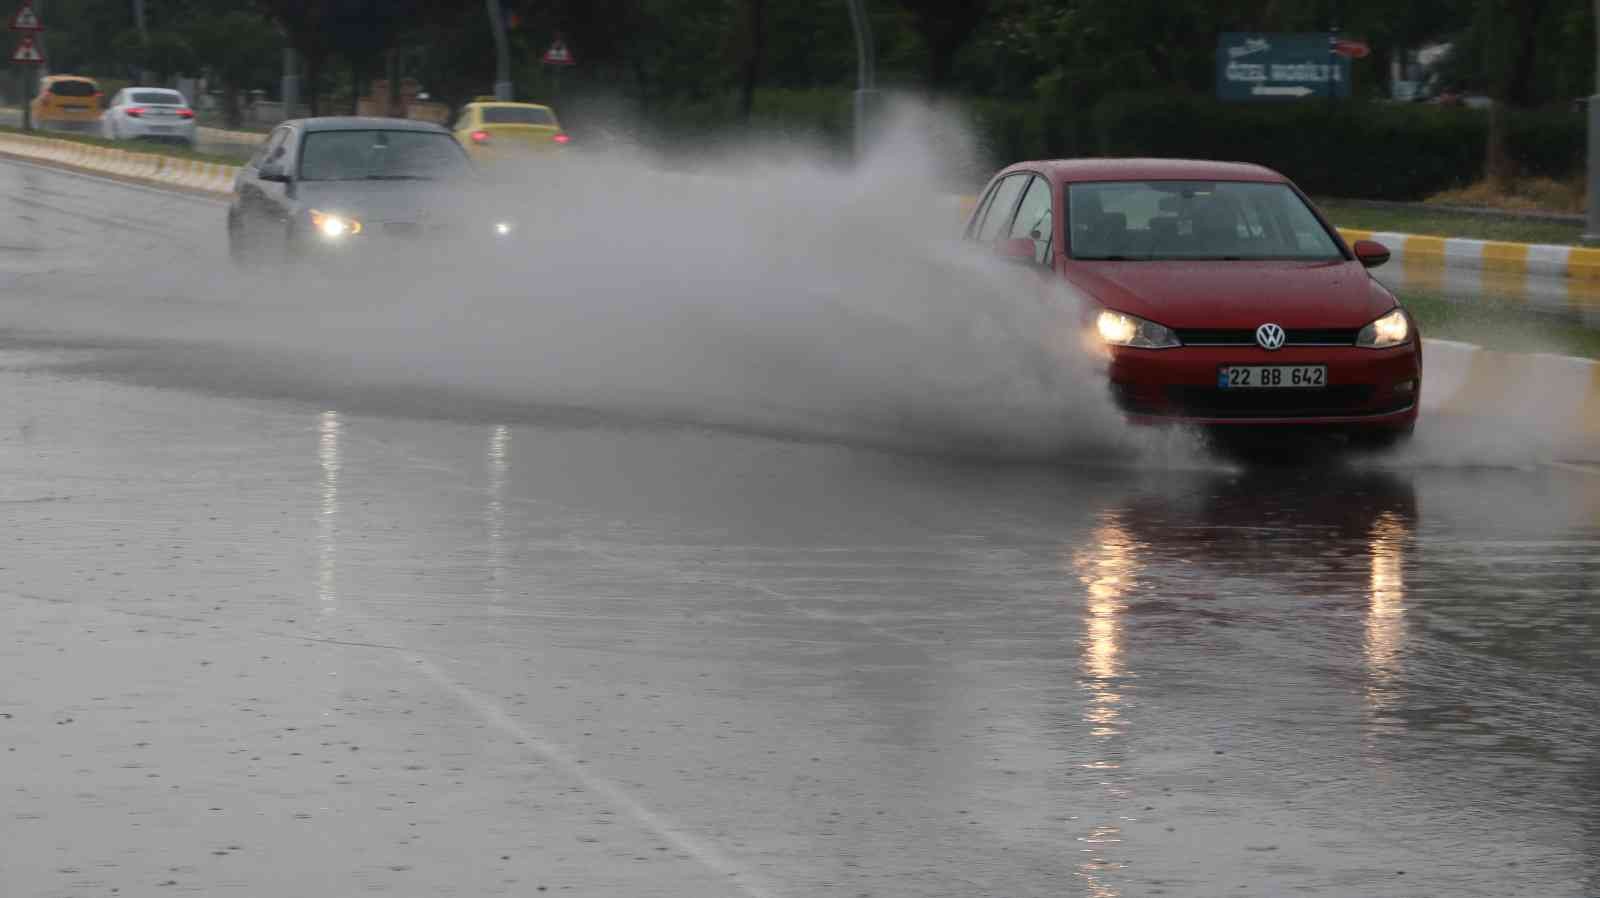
<box><xmin>282</xmin><ymin>46</ymin><xmax>299</xmax><ymax>120</ymax></box>
<box><xmin>1585</xmin><ymin>0</ymin><xmax>1600</xmax><ymax>242</ymax></box>
<box><xmin>846</xmin><ymin>0</ymin><xmax>877</xmax><ymax>160</ymax></box>
<box><xmin>486</xmin><ymin>0</ymin><xmax>512</xmax><ymax>101</ymax></box>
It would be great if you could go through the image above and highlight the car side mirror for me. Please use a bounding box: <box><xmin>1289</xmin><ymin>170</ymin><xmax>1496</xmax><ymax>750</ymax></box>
<box><xmin>993</xmin><ymin>237</ymin><xmax>1040</xmax><ymax>263</ymax></box>
<box><xmin>1353</xmin><ymin>239</ymin><xmax>1390</xmax><ymax>269</ymax></box>
<box><xmin>258</xmin><ymin>163</ymin><xmax>290</xmax><ymax>183</ymax></box>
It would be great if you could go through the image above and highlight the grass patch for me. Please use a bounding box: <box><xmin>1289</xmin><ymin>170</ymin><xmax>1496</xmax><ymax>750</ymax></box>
<box><xmin>0</xmin><ymin>124</ymin><xmax>243</xmax><ymax>166</ymax></box>
<box><xmin>1428</xmin><ymin>176</ymin><xmax>1585</xmax><ymax>214</ymax></box>
<box><xmin>1399</xmin><ymin>291</ymin><xmax>1600</xmax><ymax>358</ymax></box>
<box><xmin>1318</xmin><ymin>198</ymin><xmax>1584</xmax><ymax>246</ymax></box>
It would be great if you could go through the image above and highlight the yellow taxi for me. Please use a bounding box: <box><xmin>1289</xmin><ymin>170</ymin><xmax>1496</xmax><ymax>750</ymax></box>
<box><xmin>451</xmin><ymin>99</ymin><xmax>569</xmax><ymax>160</ymax></box>
<box><xmin>31</xmin><ymin>74</ymin><xmax>104</xmax><ymax>132</ymax></box>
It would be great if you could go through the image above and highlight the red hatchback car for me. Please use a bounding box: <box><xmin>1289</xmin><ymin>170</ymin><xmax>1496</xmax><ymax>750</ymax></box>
<box><xmin>966</xmin><ymin>159</ymin><xmax>1419</xmax><ymax>446</ymax></box>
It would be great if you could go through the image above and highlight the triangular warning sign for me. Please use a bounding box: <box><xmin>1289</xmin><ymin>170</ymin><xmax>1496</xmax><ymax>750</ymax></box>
<box><xmin>9</xmin><ymin>3</ymin><xmax>42</xmax><ymax>31</ymax></box>
<box><xmin>11</xmin><ymin>34</ymin><xmax>43</xmax><ymax>62</ymax></box>
<box><xmin>542</xmin><ymin>39</ymin><xmax>574</xmax><ymax>66</ymax></box>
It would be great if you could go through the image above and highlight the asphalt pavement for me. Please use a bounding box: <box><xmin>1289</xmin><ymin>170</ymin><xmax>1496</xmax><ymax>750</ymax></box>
<box><xmin>2</xmin><ymin>158</ymin><xmax>1598</xmax><ymax>898</ymax></box>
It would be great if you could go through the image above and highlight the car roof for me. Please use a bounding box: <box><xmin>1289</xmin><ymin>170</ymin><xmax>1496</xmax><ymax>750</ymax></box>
<box><xmin>286</xmin><ymin>116</ymin><xmax>449</xmax><ymax>134</ymax></box>
<box><xmin>1002</xmin><ymin>158</ymin><xmax>1287</xmax><ymax>183</ymax></box>
<box><xmin>468</xmin><ymin>98</ymin><xmax>554</xmax><ymax>108</ymax></box>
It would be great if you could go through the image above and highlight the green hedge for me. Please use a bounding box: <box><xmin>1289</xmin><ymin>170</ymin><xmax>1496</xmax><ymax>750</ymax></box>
<box><xmin>1089</xmin><ymin>92</ymin><xmax>1584</xmax><ymax>200</ymax></box>
<box><xmin>580</xmin><ymin>87</ymin><xmax>1586</xmax><ymax>201</ymax></box>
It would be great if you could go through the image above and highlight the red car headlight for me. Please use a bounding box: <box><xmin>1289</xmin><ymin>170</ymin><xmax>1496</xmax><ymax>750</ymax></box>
<box><xmin>1095</xmin><ymin>309</ymin><xmax>1180</xmax><ymax>349</ymax></box>
<box><xmin>1357</xmin><ymin>308</ymin><xmax>1410</xmax><ymax>348</ymax></box>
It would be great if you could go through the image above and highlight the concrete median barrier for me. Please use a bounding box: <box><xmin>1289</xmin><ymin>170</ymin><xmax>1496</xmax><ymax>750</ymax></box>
<box><xmin>0</xmin><ymin>130</ymin><xmax>237</xmax><ymax>196</ymax></box>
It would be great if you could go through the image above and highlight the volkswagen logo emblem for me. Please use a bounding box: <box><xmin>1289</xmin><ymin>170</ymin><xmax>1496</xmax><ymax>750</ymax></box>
<box><xmin>1255</xmin><ymin>323</ymin><xmax>1287</xmax><ymax>351</ymax></box>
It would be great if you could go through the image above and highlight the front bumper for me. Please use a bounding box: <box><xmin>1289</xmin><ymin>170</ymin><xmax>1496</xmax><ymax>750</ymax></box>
<box><xmin>1106</xmin><ymin>342</ymin><xmax>1421</xmax><ymax>430</ymax></box>
<box><xmin>289</xmin><ymin>220</ymin><xmax>519</xmax><ymax>264</ymax></box>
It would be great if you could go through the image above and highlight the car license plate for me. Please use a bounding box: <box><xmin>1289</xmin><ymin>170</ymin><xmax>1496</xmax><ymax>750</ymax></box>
<box><xmin>1218</xmin><ymin>365</ymin><xmax>1326</xmax><ymax>388</ymax></box>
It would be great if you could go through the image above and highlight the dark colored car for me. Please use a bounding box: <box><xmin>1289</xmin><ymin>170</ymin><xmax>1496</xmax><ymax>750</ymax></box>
<box><xmin>226</xmin><ymin>117</ymin><xmax>517</xmax><ymax>264</ymax></box>
<box><xmin>964</xmin><ymin>158</ymin><xmax>1419</xmax><ymax>446</ymax></box>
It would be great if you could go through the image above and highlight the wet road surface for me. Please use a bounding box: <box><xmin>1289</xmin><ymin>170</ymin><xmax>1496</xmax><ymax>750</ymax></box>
<box><xmin>2</xmin><ymin>158</ymin><xmax>1599</xmax><ymax>898</ymax></box>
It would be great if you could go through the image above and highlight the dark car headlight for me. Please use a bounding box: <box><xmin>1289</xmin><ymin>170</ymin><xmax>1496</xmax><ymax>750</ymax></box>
<box><xmin>1357</xmin><ymin>308</ymin><xmax>1410</xmax><ymax>348</ymax></box>
<box><xmin>1096</xmin><ymin>309</ymin><xmax>1180</xmax><ymax>349</ymax></box>
<box><xmin>310</xmin><ymin>209</ymin><xmax>362</xmax><ymax>239</ymax></box>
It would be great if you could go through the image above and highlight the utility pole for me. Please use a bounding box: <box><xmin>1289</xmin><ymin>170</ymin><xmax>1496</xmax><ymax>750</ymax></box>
<box><xmin>131</xmin><ymin>0</ymin><xmax>148</xmax><ymax>82</ymax></box>
<box><xmin>486</xmin><ymin>0</ymin><xmax>511</xmax><ymax>100</ymax></box>
<box><xmin>846</xmin><ymin>0</ymin><xmax>876</xmax><ymax>160</ymax></box>
<box><xmin>282</xmin><ymin>46</ymin><xmax>299</xmax><ymax>120</ymax></box>
<box><xmin>1585</xmin><ymin>0</ymin><xmax>1600</xmax><ymax>243</ymax></box>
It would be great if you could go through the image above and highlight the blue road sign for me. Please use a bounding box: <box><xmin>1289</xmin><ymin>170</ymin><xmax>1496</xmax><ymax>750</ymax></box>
<box><xmin>1217</xmin><ymin>33</ymin><xmax>1351</xmax><ymax>102</ymax></box>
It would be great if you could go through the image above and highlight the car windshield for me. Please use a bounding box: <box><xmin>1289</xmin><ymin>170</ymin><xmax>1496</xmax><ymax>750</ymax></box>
<box><xmin>131</xmin><ymin>90</ymin><xmax>184</xmax><ymax>105</ymax></box>
<box><xmin>481</xmin><ymin>106</ymin><xmax>554</xmax><ymax>125</ymax></box>
<box><xmin>1068</xmin><ymin>180</ymin><xmax>1343</xmax><ymax>261</ymax></box>
<box><xmin>49</xmin><ymin>79</ymin><xmax>97</xmax><ymax>97</ymax></box>
<box><xmin>298</xmin><ymin>130</ymin><xmax>473</xmax><ymax>182</ymax></box>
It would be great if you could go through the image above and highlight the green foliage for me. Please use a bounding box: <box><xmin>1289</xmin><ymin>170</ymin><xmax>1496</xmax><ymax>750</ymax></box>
<box><xmin>1090</xmin><ymin>91</ymin><xmax>1583</xmax><ymax>199</ymax></box>
<box><xmin>112</xmin><ymin>28</ymin><xmax>197</xmax><ymax>80</ymax></box>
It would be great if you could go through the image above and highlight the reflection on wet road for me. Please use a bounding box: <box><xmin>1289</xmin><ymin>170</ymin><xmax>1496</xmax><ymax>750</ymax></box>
<box><xmin>1</xmin><ymin>158</ymin><xmax>1597</xmax><ymax>897</ymax></box>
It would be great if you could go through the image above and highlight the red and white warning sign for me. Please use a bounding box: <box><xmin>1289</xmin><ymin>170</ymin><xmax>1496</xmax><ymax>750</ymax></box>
<box><xmin>11</xmin><ymin>33</ymin><xmax>44</xmax><ymax>63</ymax></box>
<box><xmin>8</xmin><ymin>2</ymin><xmax>42</xmax><ymax>31</ymax></box>
<box><xmin>542</xmin><ymin>39</ymin><xmax>575</xmax><ymax>66</ymax></box>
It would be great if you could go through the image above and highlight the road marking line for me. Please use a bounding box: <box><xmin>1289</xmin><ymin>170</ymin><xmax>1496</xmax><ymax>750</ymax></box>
<box><xmin>1550</xmin><ymin>461</ymin><xmax>1600</xmax><ymax>477</ymax></box>
<box><xmin>412</xmin><ymin>655</ymin><xmax>779</xmax><ymax>898</ymax></box>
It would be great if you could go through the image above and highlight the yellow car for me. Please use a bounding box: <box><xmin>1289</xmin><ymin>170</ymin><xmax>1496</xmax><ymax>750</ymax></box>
<box><xmin>31</xmin><ymin>74</ymin><xmax>103</xmax><ymax>132</ymax></box>
<box><xmin>451</xmin><ymin>99</ymin><xmax>569</xmax><ymax>160</ymax></box>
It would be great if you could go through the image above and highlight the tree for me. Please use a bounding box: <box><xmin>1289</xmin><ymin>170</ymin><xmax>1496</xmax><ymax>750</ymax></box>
<box><xmin>897</xmin><ymin>0</ymin><xmax>991</xmax><ymax>88</ymax></box>
<box><xmin>186</xmin><ymin>10</ymin><xmax>280</xmax><ymax>126</ymax></box>
<box><xmin>113</xmin><ymin>27</ymin><xmax>196</xmax><ymax>80</ymax></box>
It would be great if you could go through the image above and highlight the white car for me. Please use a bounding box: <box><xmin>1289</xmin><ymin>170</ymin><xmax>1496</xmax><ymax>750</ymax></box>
<box><xmin>101</xmin><ymin>88</ymin><xmax>197</xmax><ymax>147</ymax></box>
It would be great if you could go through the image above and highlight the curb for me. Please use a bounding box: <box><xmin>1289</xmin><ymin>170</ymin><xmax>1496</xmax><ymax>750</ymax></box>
<box><xmin>1336</xmin><ymin>228</ymin><xmax>1600</xmax><ymax>281</ymax></box>
<box><xmin>0</xmin><ymin>131</ymin><xmax>237</xmax><ymax>197</ymax></box>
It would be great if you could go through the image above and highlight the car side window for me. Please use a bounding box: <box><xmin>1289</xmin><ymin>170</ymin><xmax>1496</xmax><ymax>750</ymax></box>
<box><xmin>965</xmin><ymin>184</ymin><xmax>999</xmax><ymax>240</ymax></box>
<box><xmin>1008</xmin><ymin>175</ymin><xmax>1054</xmax><ymax>263</ymax></box>
<box><xmin>252</xmin><ymin>127</ymin><xmax>289</xmax><ymax>170</ymax></box>
<box><xmin>974</xmin><ymin>174</ymin><xmax>1028</xmax><ymax>243</ymax></box>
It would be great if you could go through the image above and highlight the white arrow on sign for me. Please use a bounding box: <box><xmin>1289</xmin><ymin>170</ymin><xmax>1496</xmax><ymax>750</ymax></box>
<box><xmin>1252</xmin><ymin>85</ymin><xmax>1314</xmax><ymax>98</ymax></box>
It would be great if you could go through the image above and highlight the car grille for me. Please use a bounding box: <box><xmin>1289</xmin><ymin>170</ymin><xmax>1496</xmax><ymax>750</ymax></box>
<box><xmin>1175</xmin><ymin>328</ymin><xmax>1359</xmax><ymax>347</ymax></box>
